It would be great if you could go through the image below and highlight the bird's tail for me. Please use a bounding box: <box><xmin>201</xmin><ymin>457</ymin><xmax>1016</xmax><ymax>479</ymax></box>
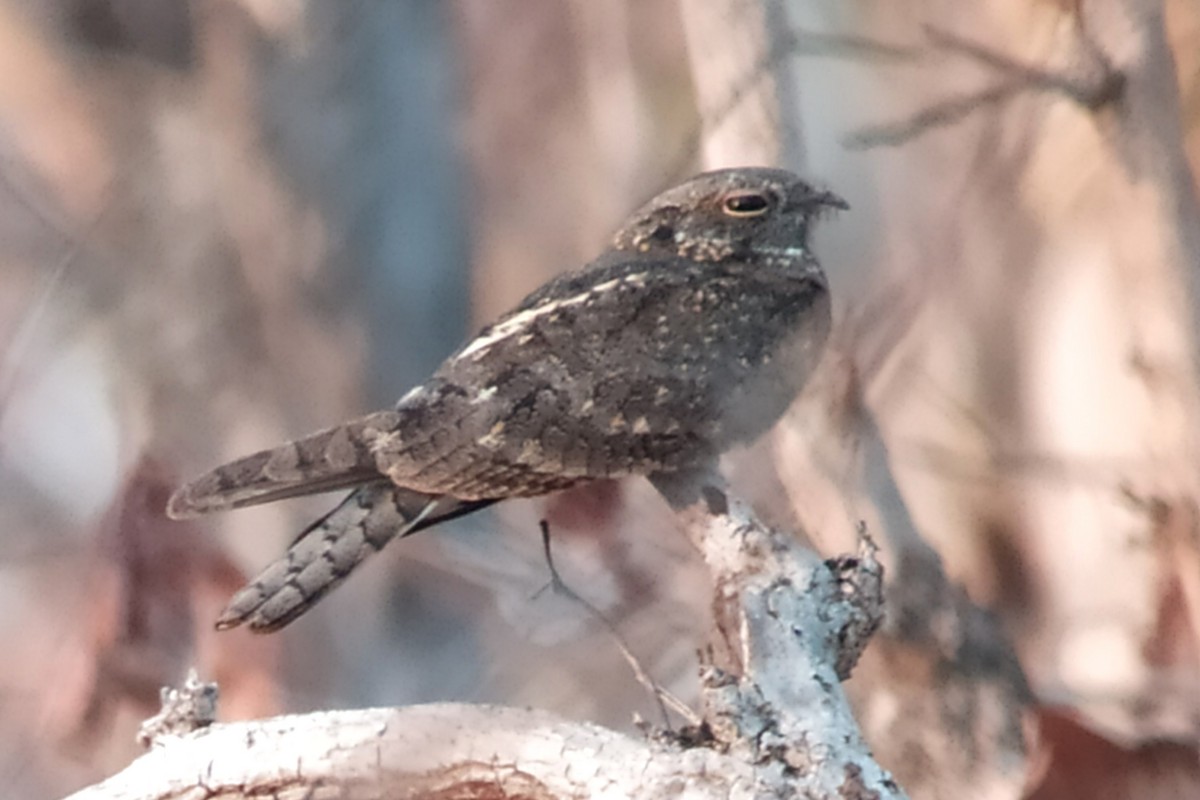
<box><xmin>217</xmin><ymin>483</ymin><xmax>492</xmax><ymax>632</ymax></box>
<box><xmin>166</xmin><ymin>410</ymin><xmax>402</xmax><ymax>519</ymax></box>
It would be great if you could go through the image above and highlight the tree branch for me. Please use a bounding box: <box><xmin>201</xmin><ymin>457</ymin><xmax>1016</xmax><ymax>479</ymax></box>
<box><xmin>70</xmin><ymin>470</ymin><xmax>901</xmax><ymax>799</ymax></box>
<box><xmin>651</xmin><ymin>468</ymin><xmax>897</xmax><ymax>798</ymax></box>
<box><xmin>69</xmin><ymin>703</ymin><xmax>757</xmax><ymax>800</ymax></box>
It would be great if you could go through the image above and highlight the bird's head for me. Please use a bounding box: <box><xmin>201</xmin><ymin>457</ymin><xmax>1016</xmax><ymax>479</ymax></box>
<box><xmin>612</xmin><ymin>167</ymin><xmax>847</xmax><ymax>267</ymax></box>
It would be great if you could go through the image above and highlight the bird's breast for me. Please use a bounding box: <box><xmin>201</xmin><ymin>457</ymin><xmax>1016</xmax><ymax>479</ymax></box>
<box><xmin>708</xmin><ymin>277</ymin><xmax>831</xmax><ymax>449</ymax></box>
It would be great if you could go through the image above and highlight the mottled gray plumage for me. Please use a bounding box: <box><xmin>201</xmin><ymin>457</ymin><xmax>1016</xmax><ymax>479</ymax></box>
<box><xmin>168</xmin><ymin>167</ymin><xmax>844</xmax><ymax>632</ymax></box>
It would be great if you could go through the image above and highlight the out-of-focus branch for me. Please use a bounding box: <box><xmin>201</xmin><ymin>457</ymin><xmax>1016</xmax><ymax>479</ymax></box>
<box><xmin>828</xmin><ymin>0</ymin><xmax>1200</xmax><ymax>784</ymax></box>
<box><xmin>845</xmin><ymin>20</ymin><xmax>1124</xmax><ymax>150</ymax></box>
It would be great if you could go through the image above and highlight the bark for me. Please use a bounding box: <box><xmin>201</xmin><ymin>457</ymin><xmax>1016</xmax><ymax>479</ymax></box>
<box><xmin>72</xmin><ymin>705</ymin><xmax>754</xmax><ymax>800</ymax></box>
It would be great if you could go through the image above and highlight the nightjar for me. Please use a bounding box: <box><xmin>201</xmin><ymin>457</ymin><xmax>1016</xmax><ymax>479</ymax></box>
<box><xmin>168</xmin><ymin>167</ymin><xmax>845</xmax><ymax>632</ymax></box>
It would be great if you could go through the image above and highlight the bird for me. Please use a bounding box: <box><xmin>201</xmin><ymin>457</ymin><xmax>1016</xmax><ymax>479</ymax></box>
<box><xmin>167</xmin><ymin>167</ymin><xmax>845</xmax><ymax>633</ymax></box>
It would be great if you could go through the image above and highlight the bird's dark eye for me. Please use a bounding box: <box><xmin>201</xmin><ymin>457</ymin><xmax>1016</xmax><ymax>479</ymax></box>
<box><xmin>649</xmin><ymin>223</ymin><xmax>675</xmax><ymax>241</ymax></box>
<box><xmin>722</xmin><ymin>192</ymin><xmax>772</xmax><ymax>217</ymax></box>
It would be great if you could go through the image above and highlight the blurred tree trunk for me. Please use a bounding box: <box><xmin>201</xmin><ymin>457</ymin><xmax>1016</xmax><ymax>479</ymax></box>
<box><xmin>848</xmin><ymin>0</ymin><xmax>1200</xmax><ymax>739</ymax></box>
<box><xmin>789</xmin><ymin>0</ymin><xmax>1200</xmax><ymax>797</ymax></box>
<box><xmin>0</xmin><ymin>0</ymin><xmax>472</xmax><ymax>793</ymax></box>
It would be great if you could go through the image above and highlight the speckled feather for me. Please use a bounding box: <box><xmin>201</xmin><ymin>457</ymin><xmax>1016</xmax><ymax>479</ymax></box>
<box><xmin>168</xmin><ymin>167</ymin><xmax>843</xmax><ymax>632</ymax></box>
<box><xmin>371</xmin><ymin>254</ymin><xmax>829</xmax><ymax>498</ymax></box>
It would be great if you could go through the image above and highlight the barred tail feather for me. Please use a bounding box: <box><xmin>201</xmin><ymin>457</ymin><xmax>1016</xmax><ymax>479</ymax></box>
<box><xmin>216</xmin><ymin>484</ymin><xmax>493</xmax><ymax>632</ymax></box>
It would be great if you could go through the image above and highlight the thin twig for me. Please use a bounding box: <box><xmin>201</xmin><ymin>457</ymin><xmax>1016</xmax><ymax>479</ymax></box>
<box><xmin>0</xmin><ymin>154</ymin><xmax>117</xmax><ymax>428</ymax></box>
<box><xmin>845</xmin><ymin>81</ymin><xmax>1024</xmax><ymax>150</ymax></box>
<box><xmin>845</xmin><ymin>21</ymin><xmax>1124</xmax><ymax>150</ymax></box>
<box><xmin>923</xmin><ymin>25</ymin><xmax>1123</xmax><ymax>109</ymax></box>
<box><xmin>0</xmin><ymin>251</ymin><xmax>72</xmax><ymax>418</ymax></box>
<box><xmin>535</xmin><ymin>520</ymin><xmax>701</xmax><ymax>729</ymax></box>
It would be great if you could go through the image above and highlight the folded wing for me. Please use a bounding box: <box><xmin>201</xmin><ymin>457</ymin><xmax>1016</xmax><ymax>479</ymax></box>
<box><xmin>166</xmin><ymin>410</ymin><xmax>402</xmax><ymax>519</ymax></box>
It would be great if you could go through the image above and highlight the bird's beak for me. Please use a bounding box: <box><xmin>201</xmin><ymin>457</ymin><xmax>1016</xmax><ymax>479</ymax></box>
<box><xmin>812</xmin><ymin>189</ymin><xmax>849</xmax><ymax>211</ymax></box>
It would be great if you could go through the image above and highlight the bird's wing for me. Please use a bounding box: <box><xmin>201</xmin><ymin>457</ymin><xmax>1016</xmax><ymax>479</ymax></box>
<box><xmin>170</xmin><ymin>253</ymin><xmax>825</xmax><ymax>513</ymax></box>
<box><xmin>166</xmin><ymin>410</ymin><xmax>402</xmax><ymax>519</ymax></box>
<box><xmin>366</xmin><ymin>254</ymin><xmax>828</xmax><ymax>496</ymax></box>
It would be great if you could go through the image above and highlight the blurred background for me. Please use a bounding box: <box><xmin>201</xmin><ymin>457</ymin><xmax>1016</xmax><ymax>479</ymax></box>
<box><xmin>1</xmin><ymin>1</ymin><xmax>1198</xmax><ymax>798</ymax></box>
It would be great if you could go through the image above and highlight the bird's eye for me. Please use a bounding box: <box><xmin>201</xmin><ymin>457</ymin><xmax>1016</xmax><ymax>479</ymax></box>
<box><xmin>648</xmin><ymin>223</ymin><xmax>675</xmax><ymax>241</ymax></box>
<box><xmin>722</xmin><ymin>192</ymin><xmax>772</xmax><ymax>217</ymax></box>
